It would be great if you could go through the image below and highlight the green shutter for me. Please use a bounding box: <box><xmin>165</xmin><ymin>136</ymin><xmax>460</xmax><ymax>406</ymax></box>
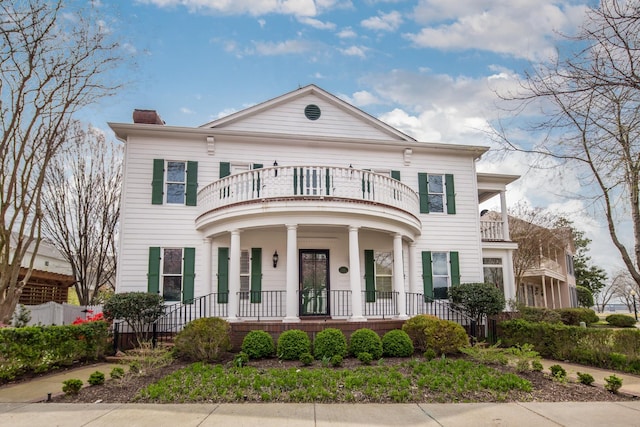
<box><xmin>250</xmin><ymin>248</ymin><xmax>262</xmax><ymax>303</ymax></box>
<box><xmin>217</xmin><ymin>247</ymin><xmax>229</xmax><ymax>303</ymax></box>
<box><xmin>450</xmin><ymin>251</ymin><xmax>460</xmax><ymax>286</ymax></box>
<box><xmin>418</xmin><ymin>173</ymin><xmax>429</xmax><ymax>213</ymax></box>
<box><xmin>185</xmin><ymin>161</ymin><xmax>198</xmax><ymax>206</ymax></box>
<box><xmin>421</xmin><ymin>251</ymin><xmax>433</xmax><ymax>301</ymax></box>
<box><xmin>445</xmin><ymin>174</ymin><xmax>456</xmax><ymax>214</ymax></box>
<box><xmin>325</xmin><ymin>168</ymin><xmax>331</xmax><ymax>195</ymax></box>
<box><xmin>364</xmin><ymin>249</ymin><xmax>376</xmax><ymax>302</ymax></box>
<box><xmin>148</xmin><ymin>247</ymin><xmax>161</xmax><ymax>294</ymax></box>
<box><xmin>252</xmin><ymin>165</ymin><xmax>263</xmax><ymax>197</ymax></box>
<box><xmin>219</xmin><ymin>162</ymin><xmax>231</xmax><ymax>178</ymax></box>
<box><xmin>152</xmin><ymin>159</ymin><xmax>164</xmax><ymax>205</ymax></box>
<box><xmin>183</xmin><ymin>247</ymin><xmax>195</xmax><ymax>303</ymax></box>
<box><xmin>391</xmin><ymin>170</ymin><xmax>401</xmax><ymax>180</ymax></box>
<box><xmin>253</xmin><ymin>164</ymin><xmax>263</xmax><ymax>169</ymax></box>
<box><xmin>293</xmin><ymin>168</ymin><xmax>298</xmax><ymax>195</ymax></box>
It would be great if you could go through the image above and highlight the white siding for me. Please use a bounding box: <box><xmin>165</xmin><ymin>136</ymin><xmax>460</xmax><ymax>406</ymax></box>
<box><xmin>218</xmin><ymin>94</ymin><xmax>400</xmax><ymax>141</ymax></box>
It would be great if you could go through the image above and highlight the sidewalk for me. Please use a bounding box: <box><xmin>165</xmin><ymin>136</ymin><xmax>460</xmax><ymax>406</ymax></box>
<box><xmin>0</xmin><ymin>363</ymin><xmax>123</xmax><ymax>403</ymax></box>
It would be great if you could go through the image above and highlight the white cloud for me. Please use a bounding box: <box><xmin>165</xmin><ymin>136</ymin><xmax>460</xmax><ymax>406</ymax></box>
<box><xmin>298</xmin><ymin>17</ymin><xmax>337</xmax><ymax>30</ymax></box>
<box><xmin>252</xmin><ymin>39</ymin><xmax>313</xmax><ymax>55</ymax></box>
<box><xmin>405</xmin><ymin>0</ymin><xmax>588</xmax><ymax>61</ymax></box>
<box><xmin>339</xmin><ymin>90</ymin><xmax>382</xmax><ymax>107</ymax></box>
<box><xmin>361</xmin><ymin>10</ymin><xmax>403</xmax><ymax>32</ymax></box>
<box><xmin>122</xmin><ymin>43</ymin><xmax>137</xmax><ymax>54</ymax></box>
<box><xmin>180</xmin><ymin>107</ymin><xmax>195</xmax><ymax>114</ymax></box>
<box><xmin>339</xmin><ymin>45</ymin><xmax>368</xmax><ymax>58</ymax></box>
<box><xmin>136</xmin><ymin>0</ymin><xmax>318</xmax><ymax>17</ymax></box>
<box><xmin>337</xmin><ymin>27</ymin><xmax>357</xmax><ymax>38</ymax></box>
<box><xmin>258</xmin><ymin>19</ymin><xmax>266</xmax><ymax>28</ymax></box>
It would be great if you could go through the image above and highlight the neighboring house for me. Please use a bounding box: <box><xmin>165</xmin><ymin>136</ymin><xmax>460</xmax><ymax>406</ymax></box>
<box><xmin>8</xmin><ymin>233</ymin><xmax>75</xmax><ymax>305</ymax></box>
<box><xmin>508</xmin><ymin>217</ymin><xmax>577</xmax><ymax>309</ymax></box>
<box><xmin>109</xmin><ymin>85</ymin><xmax>519</xmax><ymax>324</ymax></box>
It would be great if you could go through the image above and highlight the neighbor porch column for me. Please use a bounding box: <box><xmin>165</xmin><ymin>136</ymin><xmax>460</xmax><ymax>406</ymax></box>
<box><xmin>500</xmin><ymin>190</ymin><xmax>510</xmax><ymax>240</ymax></box>
<box><xmin>549</xmin><ymin>277</ymin><xmax>556</xmax><ymax>308</ymax></box>
<box><xmin>557</xmin><ymin>280</ymin><xmax>563</xmax><ymax>308</ymax></box>
<box><xmin>228</xmin><ymin>229</ymin><xmax>241</xmax><ymax>321</ymax></box>
<box><xmin>393</xmin><ymin>233</ymin><xmax>408</xmax><ymax>320</ymax></box>
<box><xmin>541</xmin><ymin>277</ymin><xmax>548</xmax><ymax>308</ymax></box>
<box><xmin>284</xmin><ymin>224</ymin><xmax>300</xmax><ymax>322</ymax></box>
<box><xmin>504</xmin><ymin>249</ymin><xmax>516</xmax><ymax>309</ymax></box>
<box><xmin>349</xmin><ymin>226</ymin><xmax>366</xmax><ymax>321</ymax></box>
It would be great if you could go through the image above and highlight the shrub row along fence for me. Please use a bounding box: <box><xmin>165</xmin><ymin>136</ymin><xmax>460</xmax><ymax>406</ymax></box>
<box><xmin>498</xmin><ymin>319</ymin><xmax>640</xmax><ymax>374</ymax></box>
<box><xmin>0</xmin><ymin>322</ymin><xmax>109</xmax><ymax>382</ymax></box>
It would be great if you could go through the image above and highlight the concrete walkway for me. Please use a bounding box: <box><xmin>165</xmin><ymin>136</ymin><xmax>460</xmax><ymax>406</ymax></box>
<box><xmin>1</xmin><ymin>361</ymin><xmax>640</xmax><ymax>426</ymax></box>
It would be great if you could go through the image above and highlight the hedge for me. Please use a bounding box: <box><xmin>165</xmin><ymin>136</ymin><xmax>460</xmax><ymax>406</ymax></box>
<box><xmin>499</xmin><ymin>319</ymin><xmax>640</xmax><ymax>373</ymax></box>
<box><xmin>0</xmin><ymin>321</ymin><xmax>110</xmax><ymax>382</ymax></box>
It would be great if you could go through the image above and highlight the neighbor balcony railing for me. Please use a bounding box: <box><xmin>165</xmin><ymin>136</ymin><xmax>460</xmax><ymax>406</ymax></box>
<box><xmin>480</xmin><ymin>220</ymin><xmax>505</xmax><ymax>241</ymax></box>
<box><xmin>198</xmin><ymin>165</ymin><xmax>420</xmax><ymax>216</ymax></box>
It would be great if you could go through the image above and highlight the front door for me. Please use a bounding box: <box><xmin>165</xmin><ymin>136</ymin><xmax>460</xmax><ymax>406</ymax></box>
<box><xmin>299</xmin><ymin>250</ymin><xmax>329</xmax><ymax>316</ymax></box>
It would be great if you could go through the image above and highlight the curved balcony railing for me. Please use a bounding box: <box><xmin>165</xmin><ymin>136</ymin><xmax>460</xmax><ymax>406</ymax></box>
<box><xmin>197</xmin><ymin>165</ymin><xmax>420</xmax><ymax>216</ymax></box>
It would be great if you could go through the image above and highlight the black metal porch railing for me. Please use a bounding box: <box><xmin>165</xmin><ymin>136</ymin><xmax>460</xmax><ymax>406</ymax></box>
<box><xmin>238</xmin><ymin>290</ymin><xmax>285</xmax><ymax>319</ymax></box>
<box><xmin>330</xmin><ymin>290</ymin><xmax>351</xmax><ymax>317</ymax></box>
<box><xmin>362</xmin><ymin>291</ymin><xmax>399</xmax><ymax>318</ymax></box>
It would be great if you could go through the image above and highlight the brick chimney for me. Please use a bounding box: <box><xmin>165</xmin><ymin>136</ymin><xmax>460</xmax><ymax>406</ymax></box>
<box><xmin>133</xmin><ymin>109</ymin><xmax>165</xmax><ymax>125</ymax></box>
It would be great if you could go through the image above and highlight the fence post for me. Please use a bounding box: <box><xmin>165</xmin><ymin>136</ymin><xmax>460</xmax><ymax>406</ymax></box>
<box><xmin>152</xmin><ymin>322</ymin><xmax>158</xmax><ymax>349</ymax></box>
<box><xmin>112</xmin><ymin>322</ymin><xmax>119</xmax><ymax>354</ymax></box>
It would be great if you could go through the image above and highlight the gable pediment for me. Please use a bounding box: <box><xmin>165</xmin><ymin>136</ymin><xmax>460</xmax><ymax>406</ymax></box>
<box><xmin>200</xmin><ymin>85</ymin><xmax>415</xmax><ymax>142</ymax></box>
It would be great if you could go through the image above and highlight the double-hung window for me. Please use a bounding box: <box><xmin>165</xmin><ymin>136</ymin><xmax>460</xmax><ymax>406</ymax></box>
<box><xmin>418</xmin><ymin>173</ymin><xmax>456</xmax><ymax>214</ymax></box>
<box><xmin>483</xmin><ymin>257</ymin><xmax>504</xmax><ymax>294</ymax></box>
<box><xmin>151</xmin><ymin>159</ymin><xmax>198</xmax><ymax>206</ymax></box>
<box><xmin>421</xmin><ymin>251</ymin><xmax>460</xmax><ymax>300</ymax></box>
<box><xmin>374</xmin><ymin>251</ymin><xmax>393</xmax><ymax>298</ymax></box>
<box><xmin>147</xmin><ymin>247</ymin><xmax>195</xmax><ymax>303</ymax></box>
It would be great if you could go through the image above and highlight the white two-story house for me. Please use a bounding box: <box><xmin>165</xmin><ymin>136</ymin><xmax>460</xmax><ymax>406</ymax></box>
<box><xmin>109</xmin><ymin>85</ymin><xmax>518</xmax><ymax>325</ymax></box>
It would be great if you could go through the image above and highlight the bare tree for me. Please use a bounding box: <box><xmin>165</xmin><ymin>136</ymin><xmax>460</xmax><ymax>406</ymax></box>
<box><xmin>507</xmin><ymin>203</ymin><xmax>560</xmax><ymax>302</ymax></box>
<box><xmin>496</xmin><ymin>0</ymin><xmax>640</xmax><ymax>291</ymax></box>
<box><xmin>594</xmin><ymin>281</ymin><xmax>618</xmax><ymax>313</ymax></box>
<box><xmin>609</xmin><ymin>269</ymin><xmax>638</xmax><ymax>311</ymax></box>
<box><xmin>42</xmin><ymin>123</ymin><xmax>122</xmax><ymax>305</ymax></box>
<box><xmin>0</xmin><ymin>0</ymin><xmax>124</xmax><ymax>322</ymax></box>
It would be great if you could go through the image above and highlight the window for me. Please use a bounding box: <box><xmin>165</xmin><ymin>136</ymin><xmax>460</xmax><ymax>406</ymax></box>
<box><xmin>418</xmin><ymin>173</ymin><xmax>456</xmax><ymax>214</ymax></box>
<box><xmin>162</xmin><ymin>248</ymin><xmax>183</xmax><ymax>301</ymax></box>
<box><xmin>374</xmin><ymin>251</ymin><xmax>393</xmax><ymax>297</ymax></box>
<box><xmin>148</xmin><ymin>246</ymin><xmax>195</xmax><ymax>303</ymax></box>
<box><xmin>483</xmin><ymin>257</ymin><xmax>504</xmax><ymax>295</ymax></box>
<box><xmin>566</xmin><ymin>254</ymin><xmax>575</xmax><ymax>276</ymax></box>
<box><xmin>421</xmin><ymin>251</ymin><xmax>460</xmax><ymax>300</ymax></box>
<box><xmin>166</xmin><ymin>161</ymin><xmax>186</xmax><ymax>204</ymax></box>
<box><xmin>217</xmin><ymin>247</ymin><xmax>262</xmax><ymax>304</ymax></box>
<box><xmin>152</xmin><ymin>159</ymin><xmax>198</xmax><ymax>206</ymax></box>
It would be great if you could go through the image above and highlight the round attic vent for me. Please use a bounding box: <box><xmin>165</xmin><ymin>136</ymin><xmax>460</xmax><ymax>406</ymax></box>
<box><xmin>304</xmin><ymin>104</ymin><xmax>321</xmax><ymax>121</ymax></box>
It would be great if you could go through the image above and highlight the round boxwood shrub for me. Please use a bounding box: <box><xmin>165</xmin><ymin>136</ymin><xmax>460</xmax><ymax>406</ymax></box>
<box><xmin>382</xmin><ymin>329</ymin><xmax>414</xmax><ymax>357</ymax></box>
<box><xmin>403</xmin><ymin>315</ymin><xmax>469</xmax><ymax>355</ymax></box>
<box><xmin>349</xmin><ymin>328</ymin><xmax>383</xmax><ymax>359</ymax></box>
<box><xmin>277</xmin><ymin>329</ymin><xmax>311</xmax><ymax>360</ymax></box>
<box><xmin>88</xmin><ymin>371</ymin><xmax>105</xmax><ymax>386</ymax></box>
<box><xmin>606</xmin><ymin>314</ymin><xmax>637</xmax><ymax>328</ymax></box>
<box><xmin>241</xmin><ymin>330</ymin><xmax>275</xmax><ymax>359</ymax></box>
<box><xmin>313</xmin><ymin>328</ymin><xmax>347</xmax><ymax>359</ymax></box>
<box><xmin>173</xmin><ymin>317</ymin><xmax>232</xmax><ymax>362</ymax></box>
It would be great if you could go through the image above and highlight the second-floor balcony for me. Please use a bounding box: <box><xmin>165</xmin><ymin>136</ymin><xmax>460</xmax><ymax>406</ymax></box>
<box><xmin>196</xmin><ymin>166</ymin><xmax>421</xmax><ymax>234</ymax></box>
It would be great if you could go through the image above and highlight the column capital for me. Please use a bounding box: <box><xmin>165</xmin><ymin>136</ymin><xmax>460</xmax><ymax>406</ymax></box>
<box><xmin>230</xmin><ymin>229</ymin><xmax>241</xmax><ymax>236</ymax></box>
<box><xmin>348</xmin><ymin>225</ymin><xmax>359</xmax><ymax>233</ymax></box>
<box><xmin>285</xmin><ymin>224</ymin><xmax>298</xmax><ymax>231</ymax></box>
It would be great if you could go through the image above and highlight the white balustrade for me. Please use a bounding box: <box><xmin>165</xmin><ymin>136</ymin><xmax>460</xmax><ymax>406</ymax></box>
<box><xmin>480</xmin><ymin>220</ymin><xmax>504</xmax><ymax>241</ymax></box>
<box><xmin>198</xmin><ymin>166</ymin><xmax>420</xmax><ymax>216</ymax></box>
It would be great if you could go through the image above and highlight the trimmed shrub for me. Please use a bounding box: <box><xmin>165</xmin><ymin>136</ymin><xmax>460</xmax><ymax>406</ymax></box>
<box><xmin>549</xmin><ymin>364</ymin><xmax>567</xmax><ymax>380</ymax></box>
<box><xmin>557</xmin><ymin>308</ymin><xmax>599</xmax><ymax>326</ymax></box>
<box><xmin>449</xmin><ymin>282</ymin><xmax>505</xmax><ymax>323</ymax></box>
<box><xmin>173</xmin><ymin>317</ymin><xmax>231</xmax><ymax>362</ymax></box>
<box><xmin>382</xmin><ymin>329</ymin><xmax>414</xmax><ymax>357</ymax></box>
<box><xmin>423</xmin><ymin>349</ymin><xmax>437</xmax><ymax>360</ymax></box>
<box><xmin>357</xmin><ymin>351</ymin><xmax>373</xmax><ymax>365</ymax></box>
<box><xmin>88</xmin><ymin>371</ymin><xmax>105</xmax><ymax>386</ymax></box>
<box><xmin>103</xmin><ymin>292</ymin><xmax>164</xmax><ymax>344</ymax></box>
<box><xmin>330</xmin><ymin>354</ymin><xmax>343</xmax><ymax>367</ymax></box>
<box><xmin>299</xmin><ymin>352</ymin><xmax>314</xmax><ymax>366</ymax></box>
<box><xmin>531</xmin><ymin>360</ymin><xmax>544</xmax><ymax>372</ymax></box>
<box><xmin>606</xmin><ymin>314</ymin><xmax>637</xmax><ymax>328</ymax></box>
<box><xmin>577</xmin><ymin>372</ymin><xmax>595</xmax><ymax>386</ymax></box>
<box><xmin>519</xmin><ymin>306</ymin><xmax>562</xmax><ymax>324</ymax></box>
<box><xmin>277</xmin><ymin>330</ymin><xmax>311</xmax><ymax>360</ymax></box>
<box><xmin>241</xmin><ymin>330</ymin><xmax>275</xmax><ymax>359</ymax></box>
<box><xmin>313</xmin><ymin>328</ymin><xmax>347</xmax><ymax>359</ymax></box>
<box><xmin>233</xmin><ymin>352</ymin><xmax>249</xmax><ymax>367</ymax></box>
<box><xmin>110</xmin><ymin>367</ymin><xmax>125</xmax><ymax>379</ymax></box>
<box><xmin>349</xmin><ymin>328</ymin><xmax>383</xmax><ymax>359</ymax></box>
<box><xmin>62</xmin><ymin>379</ymin><xmax>83</xmax><ymax>395</ymax></box>
<box><xmin>605</xmin><ymin>374</ymin><xmax>623</xmax><ymax>393</ymax></box>
<box><xmin>403</xmin><ymin>315</ymin><xmax>469</xmax><ymax>355</ymax></box>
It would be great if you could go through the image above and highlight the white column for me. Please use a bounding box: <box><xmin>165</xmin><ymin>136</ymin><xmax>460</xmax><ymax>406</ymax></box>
<box><xmin>504</xmin><ymin>250</ymin><xmax>516</xmax><ymax>309</ymax></box>
<box><xmin>227</xmin><ymin>229</ymin><xmax>241</xmax><ymax>321</ymax></box>
<box><xmin>500</xmin><ymin>191</ymin><xmax>510</xmax><ymax>240</ymax></box>
<box><xmin>203</xmin><ymin>237</ymin><xmax>213</xmax><ymax>295</ymax></box>
<box><xmin>284</xmin><ymin>224</ymin><xmax>300</xmax><ymax>322</ymax></box>
<box><xmin>549</xmin><ymin>277</ymin><xmax>556</xmax><ymax>308</ymax></box>
<box><xmin>557</xmin><ymin>280</ymin><xmax>563</xmax><ymax>308</ymax></box>
<box><xmin>541</xmin><ymin>276</ymin><xmax>548</xmax><ymax>308</ymax></box>
<box><xmin>393</xmin><ymin>233</ymin><xmax>408</xmax><ymax>320</ymax></box>
<box><xmin>349</xmin><ymin>226</ymin><xmax>366</xmax><ymax>321</ymax></box>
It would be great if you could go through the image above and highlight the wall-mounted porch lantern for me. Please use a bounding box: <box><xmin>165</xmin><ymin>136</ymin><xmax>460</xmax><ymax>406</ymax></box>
<box><xmin>272</xmin><ymin>251</ymin><xmax>279</xmax><ymax>268</ymax></box>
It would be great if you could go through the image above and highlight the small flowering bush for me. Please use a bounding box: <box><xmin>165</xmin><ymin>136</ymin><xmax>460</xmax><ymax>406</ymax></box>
<box><xmin>72</xmin><ymin>311</ymin><xmax>105</xmax><ymax>325</ymax></box>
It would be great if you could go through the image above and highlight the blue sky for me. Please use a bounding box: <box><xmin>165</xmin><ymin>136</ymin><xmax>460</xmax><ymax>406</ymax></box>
<box><xmin>88</xmin><ymin>0</ymin><xmax>625</xmax><ymax>275</ymax></box>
